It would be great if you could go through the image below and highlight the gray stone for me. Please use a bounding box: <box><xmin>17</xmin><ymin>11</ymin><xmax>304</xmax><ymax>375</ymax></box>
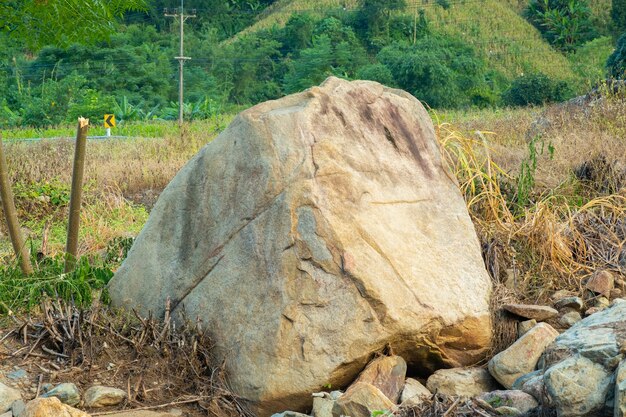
<box><xmin>521</xmin><ymin>373</ymin><xmax>550</xmax><ymax>406</ymax></box>
<box><xmin>494</xmin><ymin>406</ymin><xmax>522</xmax><ymax>416</ymax></box>
<box><xmin>559</xmin><ymin>311</ymin><xmax>582</xmax><ymax>328</ymax></box>
<box><xmin>544</xmin><ymin>355</ymin><xmax>612</xmax><ymax>417</ymax></box>
<box><xmin>503</xmin><ymin>304</ymin><xmax>558</xmax><ymax>321</ymax></box>
<box><xmin>543</xmin><ymin>300</ymin><xmax>626</xmax><ymax>367</ymax></box>
<box><xmin>400</xmin><ymin>378</ymin><xmax>430</xmax><ymax>406</ymax></box>
<box><xmin>84</xmin><ymin>385</ymin><xmax>127</xmax><ymax>408</ymax></box>
<box><xmin>596</xmin><ymin>296</ymin><xmax>611</xmax><ymax>309</ymax></box>
<box><xmin>0</xmin><ymin>412</ymin><xmax>11</xmax><ymax>417</ymax></box>
<box><xmin>553</xmin><ymin>296</ymin><xmax>583</xmax><ymax>311</ymax></box>
<box><xmin>108</xmin><ymin>77</ymin><xmax>494</xmax><ymax>416</ymax></box>
<box><xmin>332</xmin><ymin>382</ymin><xmax>394</xmax><ymax>417</ymax></box>
<box><xmin>312</xmin><ymin>396</ymin><xmax>334</xmax><ymax>417</ymax></box>
<box><xmin>426</xmin><ymin>367</ymin><xmax>499</xmax><ymax>397</ymax></box>
<box><xmin>518</xmin><ymin>320</ymin><xmax>537</xmax><ymax>337</ymax></box>
<box><xmin>6</xmin><ymin>370</ymin><xmax>27</xmax><ymax>381</ymax></box>
<box><xmin>271</xmin><ymin>412</ymin><xmax>310</xmax><ymax>417</ymax></box>
<box><xmin>477</xmin><ymin>390</ymin><xmax>538</xmax><ymax>413</ymax></box>
<box><xmin>511</xmin><ymin>370</ymin><xmax>542</xmax><ymax>390</ymax></box>
<box><xmin>11</xmin><ymin>399</ymin><xmax>25</xmax><ymax>417</ymax></box>
<box><xmin>41</xmin><ymin>383</ymin><xmax>80</xmax><ymax>406</ymax></box>
<box><xmin>0</xmin><ymin>383</ymin><xmax>21</xmax><ymax>413</ymax></box>
<box><xmin>616</xmin><ymin>359</ymin><xmax>626</xmax><ymax>417</ymax></box>
<box><xmin>488</xmin><ymin>323</ymin><xmax>559</xmax><ymax>388</ymax></box>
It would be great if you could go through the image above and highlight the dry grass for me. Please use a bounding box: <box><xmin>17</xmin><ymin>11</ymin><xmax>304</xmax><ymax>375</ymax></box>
<box><xmin>438</xmin><ymin>95</ymin><xmax>626</xmax><ymax>305</ymax></box>
<box><xmin>0</xmin><ymin>122</ymin><xmax>221</xmax><ymax>259</ymax></box>
<box><xmin>0</xmin><ymin>299</ymin><xmax>249</xmax><ymax>417</ymax></box>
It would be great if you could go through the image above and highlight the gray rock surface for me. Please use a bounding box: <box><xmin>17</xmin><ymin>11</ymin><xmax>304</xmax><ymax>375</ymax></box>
<box><xmin>40</xmin><ymin>383</ymin><xmax>80</xmax><ymax>406</ymax></box>
<box><xmin>489</xmin><ymin>323</ymin><xmax>559</xmax><ymax>388</ymax></box>
<box><xmin>559</xmin><ymin>311</ymin><xmax>582</xmax><ymax>328</ymax></box>
<box><xmin>426</xmin><ymin>367</ymin><xmax>499</xmax><ymax>397</ymax></box>
<box><xmin>616</xmin><ymin>359</ymin><xmax>626</xmax><ymax>417</ymax></box>
<box><xmin>312</xmin><ymin>396</ymin><xmax>334</xmax><ymax>417</ymax></box>
<box><xmin>553</xmin><ymin>297</ymin><xmax>583</xmax><ymax>311</ymax></box>
<box><xmin>108</xmin><ymin>77</ymin><xmax>493</xmax><ymax>415</ymax></box>
<box><xmin>544</xmin><ymin>355</ymin><xmax>612</xmax><ymax>417</ymax></box>
<box><xmin>477</xmin><ymin>390</ymin><xmax>538</xmax><ymax>414</ymax></box>
<box><xmin>543</xmin><ymin>300</ymin><xmax>626</xmax><ymax>367</ymax></box>
<box><xmin>0</xmin><ymin>383</ymin><xmax>21</xmax><ymax>413</ymax></box>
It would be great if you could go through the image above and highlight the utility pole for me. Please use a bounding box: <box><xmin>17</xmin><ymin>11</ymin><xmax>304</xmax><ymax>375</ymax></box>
<box><xmin>165</xmin><ymin>1</ymin><xmax>196</xmax><ymax>128</ymax></box>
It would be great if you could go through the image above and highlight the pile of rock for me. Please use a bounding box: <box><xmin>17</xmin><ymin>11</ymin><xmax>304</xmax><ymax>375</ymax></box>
<box><xmin>0</xmin><ymin>381</ymin><xmax>177</xmax><ymax>417</ymax></box>
<box><xmin>270</xmin><ymin>296</ymin><xmax>626</xmax><ymax>417</ymax></box>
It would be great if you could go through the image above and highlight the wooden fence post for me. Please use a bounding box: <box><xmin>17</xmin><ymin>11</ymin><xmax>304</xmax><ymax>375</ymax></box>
<box><xmin>0</xmin><ymin>133</ymin><xmax>33</xmax><ymax>275</ymax></box>
<box><xmin>64</xmin><ymin>117</ymin><xmax>89</xmax><ymax>273</ymax></box>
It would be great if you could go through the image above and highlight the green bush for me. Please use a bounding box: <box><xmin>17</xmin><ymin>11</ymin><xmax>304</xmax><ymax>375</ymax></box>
<box><xmin>377</xmin><ymin>36</ymin><xmax>488</xmax><ymax>108</ymax></box>
<box><xmin>607</xmin><ymin>33</ymin><xmax>626</xmax><ymax>79</ymax></box>
<box><xmin>356</xmin><ymin>63</ymin><xmax>395</xmax><ymax>86</ymax></box>
<box><xmin>525</xmin><ymin>0</ymin><xmax>596</xmax><ymax>51</ymax></box>
<box><xmin>503</xmin><ymin>73</ymin><xmax>572</xmax><ymax>106</ymax></box>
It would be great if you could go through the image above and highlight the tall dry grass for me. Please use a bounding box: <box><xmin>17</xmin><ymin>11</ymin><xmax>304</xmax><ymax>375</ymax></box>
<box><xmin>438</xmin><ymin>96</ymin><xmax>626</xmax><ymax>303</ymax></box>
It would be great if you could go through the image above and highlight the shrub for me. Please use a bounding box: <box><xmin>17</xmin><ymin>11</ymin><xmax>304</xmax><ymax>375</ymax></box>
<box><xmin>503</xmin><ymin>73</ymin><xmax>572</xmax><ymax>106</ymax></box>
<box><xmin>377</xmin><ymin>36</ymin><xmax>488</xmax><ymax>108</ymax></box>
<box><xmin>356</xmin><ymin>64</ymin><xmax>395</xmax><ymax>86</ymax></box>
<box><xmin>607</xmin><ymin>33</ymin><xmax>626</xmax><ymax>79</ymax></box>
<box><xmin>525</xmin><ymin>0</ymin><xmax>596</xmax><ymax>51</ymax></box>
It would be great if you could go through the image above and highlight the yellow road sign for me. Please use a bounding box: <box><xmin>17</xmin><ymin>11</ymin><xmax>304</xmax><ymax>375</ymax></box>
<box><xmin>104</xmin><ymin>114</ymin><xmax>116</xmax><ymax>128</ymax></box>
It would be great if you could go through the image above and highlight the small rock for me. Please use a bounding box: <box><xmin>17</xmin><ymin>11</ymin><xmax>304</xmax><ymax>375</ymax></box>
<box><xmin>352</xmin><ymin>355</ymin><xmax>406</xmax><ymax>403</ymax></box>
<box><xmin>167</xmin><ymin>410</ymin><xmax>183</xmax><ymax>417</ymax></box>
<box><xmin>595</xmin><ymin>296</ymin><xmax>610</xmax><ymax>309</ymax></box>
<box><xmin>495</xmin><ymin>406</ymin><xmax>522</xmax><ymax>416</ymax></box>
<box><xmin>22</xmin><ymin>397</ymin><xmax>89</xmax><ymax>417</ymax></box>
<box><xmin>84</xmin><ymin>386</ymin><xmax>127</xmax><ymax>408</ymax></box>
<box><xmin>586</xmin><ymin>270</ymin><xmax>614</xmax><ymax>295</ymax></box>
<box><xmin>0</xmin><ymin>411</ymin><xmax>11</xmax><ymax>417</ymax></box>
<box><xmin>520</xmin><ymin>373</ymin><xmax>550</xmax><ymax>405</ymax></box>
<box><xmin>312</xmin><ymin>396</ymin><xmax>334</xmax><ymax>417</ymax></box>
<box><xmin>426</xmin><ymin>367</ymin><xmax>499</xmax><ymax>397</ymax></box>
<box><xmin>488</xmin><ymin>323</ymin><xmax>559</xmax><ymax>389</ymax></box>
<box><xmin>400</xmin><ymin>378</ymin><xmax>430</xmax><ymax>406</ymax></box>
<box><xmin>332</xmin><ymin>382</ymin><xmax>394</xmax><ymax>417</ymax></box>
<box><xmin>551</xmin><ymin>290</ymin><xmax>575</xmax><ymax>301</ymax></box>
<box><xmin>611</xmin><ymin>289</ymin><xmax>623</xmax><ymax>299</ymax></box>
<box><xmin>559</xmin><ymin>311</ymin><xmax>582</xmax><ymax>328</ymax></box>
<box><xmin>553</xmin><ymin>296</ymin><xmax>583</xmax><ymax>311</ymax></box>
<box><xmin>503</xmin><ymin>304</ymin><xmax>558</xmax><ymax>321</ymax></box>
<box><xmin>271</xmin><ymin>412</ymin><xmax>309</xmax><ymax>417</ymax></box>
<box><xmin>544</xmin><ymin>355</ymin><xmax>612</xmax><ymax>417</ymax></box>
<box><xmin>0</xmin><ymin>382</ymin><xmax>21</xmax><ymax>413</ymax></box>
<box><xmin>477</xmin><ymin>390</ymin><xmax>538</xmax><ymax>414</ymax></box>
<box><xmin>585</xmin><ymin>306</ymin><xmax>603</xmax><ymax>316</ymax></box>
<box><xmin>6</xmin><ymin>370</ymin><xmax>28</xmax><ymax>381</ymax></box>
<box><xmin>518</xmin><ymin>320</ymin><xmax>536</xmax><ymax>337</ymax></box>
<box><xmin>12</xmin><ymin>399</ymin><xmax>26</xmax><ymax>417</ymax></box>
<box><xmin>617</xmin><ymin>360</ymin><xmax>626</xmax><ymax>417</ymax></box>
<box><xmin>329</xmin><ymin>391</ymin><xmax>342</xmax><ymax>401</ymax></box>
<box><xmin>40</xmin><ymin>383</ymin><xmax>80</xmax><ymax>406</ymax></box>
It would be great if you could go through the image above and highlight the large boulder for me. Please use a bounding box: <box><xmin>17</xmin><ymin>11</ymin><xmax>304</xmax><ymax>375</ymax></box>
<box><xmin>108</xmin><ymin>77</ymin><xmax>493</xmax><ymax>415</ymax></box>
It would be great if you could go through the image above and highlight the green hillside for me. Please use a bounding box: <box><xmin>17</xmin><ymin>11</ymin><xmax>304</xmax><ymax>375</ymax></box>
<box><xmin>231</xmin><ymin>0</ymin><xmax>613</xmax><ymax>88</ymax></box>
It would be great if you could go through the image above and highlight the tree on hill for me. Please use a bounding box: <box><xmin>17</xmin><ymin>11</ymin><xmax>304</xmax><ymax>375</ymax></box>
<box><xmin>0</xmin><ymin>0</ymin><xmax>146</xmax><ymax>49</ymax></box>
<box><xmin>607</xmin><ymin>33</ymin><xmax>626</xmax><ymax>79</ymax></box>
<box><xmin>613</xmin><ymin>0</ymin><xmax>626</xmax><ymax>34</ymax></box>
<box><xmin>354</xmin><ymin>0</ymin><xmax>407</xmax><ymax>49</ymax></box>
<box><xmin>525</xmin><ymin>0</ymin><xmax>595</xmax><ymax>51</ymax></box>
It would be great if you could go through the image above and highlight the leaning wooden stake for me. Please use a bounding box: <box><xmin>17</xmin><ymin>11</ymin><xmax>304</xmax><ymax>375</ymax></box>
<box><xmin>0</xmin><ymin>133</ymin><xmax>33</xmax><ymax>275</ymax></box>
<box><xmin>65</xmin><ymin>117</ymin><xmax>89</xmax><ymax>273</ymax></box>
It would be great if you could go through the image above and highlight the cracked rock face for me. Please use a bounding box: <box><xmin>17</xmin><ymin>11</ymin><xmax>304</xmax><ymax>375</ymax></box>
<box><xmin>108</xmin><ymin>77</ymin><xmax>492</xmax><ymax>416</ymax></box>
